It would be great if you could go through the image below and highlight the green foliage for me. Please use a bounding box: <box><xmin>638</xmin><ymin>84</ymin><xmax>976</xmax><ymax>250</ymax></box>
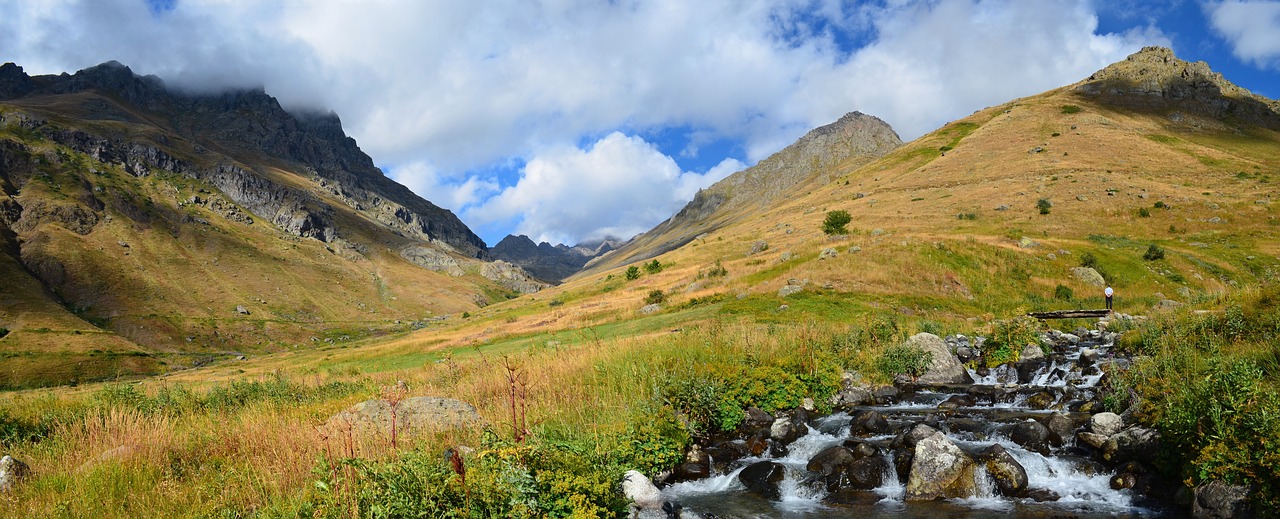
<box><xmin>0</xmin><ymin>327</ymin><xmax>8</xmax><ymax>339</ymax></box>
<box><xmin>614</xmin><ymin>407</ymin><xmax>691</xmax><ymax>477</ymax></box>
<box><xmin>984</xmin><ymin>316</ymin><xmax>1043</xmax><ymax>367</ymax></box>
<box><xmin>955</xmin><ymin>212</ymin><xmax>977</xmax><ymax>220</ymax></box>
<box><xmin>1036</xmin><ymin>198</ymin><xmax>1052</xmax><ymax>215</ymax></box>
<box><xmin>462</xmin><ymin>312</ymin><xmax>471</xmax><ymax>319</ymax></box>
<box><xmin>1154</xmin><ymin>201</ymin><xmax>1167</xmax><ymax>209</ymax></box>
<box><xmin>876</xmin><ymin>345</ymin><xmax>933</xmax><ymax>380</ymax></box>
<box><xmin>1138</xmin><ymin>207</ymin><xmax>1151</xmax><ymax>218</ymax></box>
<box><xmin>644</xmin><ymin>290</ymin><xmax>665</xmax><ymax>306</ymax></box>
<box><xmin>1143</xmin><ymin>244</ymin><xmax>1165</xmax><ymax>261</ymax></box>
<box><xmin>698</xmin><ymin>260</ymin><xmax>728</xmax><ymax>279</ymax></box>
<box><xmin>643</xmin><ymin>260</ymin><xmax>663</xmax><ymax>275</ymax></box>
<box><xmin>1060</xmin><ymin>105</ymin><xmax>1082</xmax><ymax>114</ymax></box>
<box><xmin>1054</xmin><ymin>284</ymin><xmax>1073</xmax><ymax>301</ymax></box>
<box><xmin>1080</xmin><ymin>252</ymin><xmax>1098</xmax><ymax>269</ymax></box>
<box><xmin>822</xmin><ymin>210</ymin><xmax>852</xmax><ymax>236</ymax></box>
<box><xmin>624</xmin><ymin>266</ymin><xmax>640</xmax><ymax>281</ymax></box>
<box><xmin>548</xmin><ymin>300</ymin><xmax>564</xmax><ymax>308</ymax></box>
<box><xmin>658</xmin><ymin>371</ymin><xmax>742</xmax><ymax>433</ymax></box>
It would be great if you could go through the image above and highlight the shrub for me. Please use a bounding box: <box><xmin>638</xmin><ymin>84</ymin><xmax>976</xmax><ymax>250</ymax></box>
<box><xmin>822</xmin><ymin>210</ymin><xmax>852</xmax><ymax>236</ymax></box>
<box><xmin>547</xmin><ymin>300</ymin><xmax>564</xmax><ymax>307</ymax></box>
<box><xmin>876</xmin><ymin>345</ymin><xmax>933</xmax><ymax>380</ymax></box>
<box><xmin>701</xmin><ymin>260</ymin><xmax>728</xmax><ymax>279</ymax></box>
<box><xmin>0</xmin><ymin>327</ymin><xmax>8</xmax><ymax>339</ymax></box>
<box><xmin>644</xmin><ymin>290</ymin><xmax>665</xmax><ymax>305</ymax></box>
<box><xmin>461</xmin><ymin>311</ymin><xmax>471</xmax><ymax>318</ymax></box>
<box><xmin>643</xmin><ymin>259</ymin><xmax>663</xmax><ymax>274</ymax></box>
<box><xmin>1054</xmin><ymin>284</ymin><xmax>1073</xmax><ymax>301</ymax></box>
<box><xmin>1138</xmin><ymin>207</ymin><xmax>1151</xmax><ymax>218</ymax></box>
<box><xmin>984</xmin><ymin>316</ymin><xmax>1043</xmax><ymax>367</ymax></box>
<box><xmin>1143</xmin><ymin>244</ymin><xmax>1165</xmax><ymax>261</ymax></box>
<box><xmin>1061</xmin><ymin>105</ymin><xmax>1082</xmax><ymax>114</ymax></box>
<box><xmin>1154</xmin><ymin>200</ymin><xmax>1166</xmax><ymax>209</ymax></box>
<box><xmin>1036</xmin><ymin>198</ymin><xmax>1052</xmax><ymax>215</ymax></box>
<box><xmin>955</xmin><ymin>212</ymin><xmax>977</xmax><ymax>220</ymax></box>
<box><xmin>1080</xmin><ymin>252</ymin><xmax>1098</xmax><ymax>269</ymax></box>
<box><xmin>624</xmin><ymin>266</ymin><xmax>640</xmax><ymax>281</ymax></box>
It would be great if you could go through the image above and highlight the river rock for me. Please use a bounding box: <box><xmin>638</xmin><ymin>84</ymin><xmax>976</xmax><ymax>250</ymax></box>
<box><xmin>1041</xmin><ymin>412</ymin><xmax>1076</xmax><ymax>447</ymax></box>
<box><xmin>1021</xmin><ymin>342</ymin><xmax>1045</xmax><ymax>361</ymax></box>
<box><xmin>739</xmin><ymin>461</ymin><xmax>786</xmax><ymax>500</ymax></box>
<box><xmin>1090</xmin><ymin>412</ymin><xmax>1124</xmax><ymax>437</ymax></box>
<box><xmin>872</xmin><ymin>386</ymin><xmax>900</xmax><ymax>404</ymax></box>
<box><xmin>981</xmin><ymin>444</ymin><xmax>1028</xmax><ymax>496</ymax></box>
<box><xmin>846</xmin><ymin>455</ymin><xmax>888</xmax><ymax>490</ymax></box>
<box><xmin>1102</xmin><ymin>427</ymin><xmax>1159</xmax><ymax>465</ymax></box>
<box><xmin>1077</xmin><ymin>431</ymin><xmax>1109</xmax><ymax>450</ymax></box>
<box><xmin>771</xmin><ymin>415</ymin><xmax>807</xmax><ymax>445</ymax></box>
<box><xmin>1010</xmin><ymin>419</ymin><xmax>1051</xmax><ymax>454</ymax></box>
<box><xmin>0</xmin><ymin>455</ymin><xmax>29</xmax><ymax>492</ymax></box>
<box><xmin>622</xmin><ymin>470</ymin><xmax>663</xmax><ymax>510</ymax></box>
<box><xmin>905</xmin><ymin>431</ymin><xmax>977</xmax><ymax>500</ymax></box>
<box><xmin>832</xmin><ymin>386</ymin><xmax>874</xmax><ymax>408</ymax></box>
<box><xmin>904</xmin><ymin>333</ymin><xmax>973</xmax><ymax>385</ymax></box>
<box><xmin>808</xmin><ymin>446</ymin><xmax>855</xmax><ymax>490</ymax></box>
<box><xmin>849</xmin><ymin>409</ymin><xmax>891</xmax><ymax>436</ymax></box>
<box><xmin>325</xmin><ymin>396</ymin><xmax>480</xmax><ymax>437</ymax></box>
<box><xmin>1024</xmin><ymin>390</ymin><xmax>1056</xmax><ymax>410</ymax></box>
<box><xmin>743</xmin><ymin>407</ymin><xmax>775</xmax><ymax>427</ymax></box>
<box><xmin>1192</xmin><ymin>479</ymin><xmax>1253</xmax><ymax>519</ymax></box>
<box><xmin>745</xmin><ymin>429</ymin><xmax>771</xmax><ymax>456</ymax></box>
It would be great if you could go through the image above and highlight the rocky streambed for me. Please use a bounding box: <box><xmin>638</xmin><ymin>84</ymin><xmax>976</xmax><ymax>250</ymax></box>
<box><xmin>631</xmin><ymin>319</ymin><xmax>1200</xmax><ymax>518</ymax></box>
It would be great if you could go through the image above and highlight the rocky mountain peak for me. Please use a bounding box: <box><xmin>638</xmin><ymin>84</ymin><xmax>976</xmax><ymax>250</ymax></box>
<box><xmin>1075</xmin><ymin>46</ymin><xmax>1280</xmax><ymax>127</ymax></box>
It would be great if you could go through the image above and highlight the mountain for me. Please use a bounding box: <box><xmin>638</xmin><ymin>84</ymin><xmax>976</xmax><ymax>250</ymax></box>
<box><xmin>488</xmin><ymin>234</ymin><xmax>621</xmax><ymax>284</ymax></box>
<box><xmin>0</xmin><ymin>61</ymin><xmax>544</xmax><ymax>388</ymax></box>
<box><xmin>578</xmin><ymin>111</ymin><xmax>902</xmax><ymax>276</ymax></box>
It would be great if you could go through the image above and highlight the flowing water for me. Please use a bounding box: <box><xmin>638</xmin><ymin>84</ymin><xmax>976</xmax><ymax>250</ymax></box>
<box><xmin>658</xmin><ymin>329</ymin><xmax>1170</xmax><ymax>518</ymax></box>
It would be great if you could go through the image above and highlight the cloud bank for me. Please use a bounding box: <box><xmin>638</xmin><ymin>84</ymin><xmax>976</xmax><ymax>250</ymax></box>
<box><xmin>0</xmin><ymin>0</ymin><xmax>1171</xmax><ymax>245</ymax></box>
<box><xmin>1207</xmin><ymin>0</ymin><xmax>1280</xmax><ymax>69</ymax></box>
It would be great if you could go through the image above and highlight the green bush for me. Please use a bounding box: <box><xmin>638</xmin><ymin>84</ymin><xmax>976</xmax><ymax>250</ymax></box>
<box><xmin>822</xmin><ymin>210</ymin><xmax>852</xmax><ymax>236</ymax></box>
<box><xmin>1138</xmin><ymin>207</ymin><xmax>1151</xmax><ymax>218</ymax></box>
<box><xmin>624</xmin><ymin>266</ymin><xmax>640</xmax><ymax>281</ymax></box>
<box><xmin>1036</xmin><ymin>198</ymin><xmax>1052</xmax><ymax>215</ymax></box>
<box><xmin>644</xmin><ymin>290</ymin><xmax>665</xmax><ymax>305</ymax></box>
<box><xmin>1061</xmin><ymin>105</ymin><xmax>1082</xmax><ymax>114</ymax></box>
<box><xmin>1080</xmin><ymin>252</ymin><xmax>1098</xmax><ymax>269</ymax></box>
<box><xmin>876</xmin><ymin>345</ymin><xmax>933</xmax><ymax>380</ymax></box>
<box><xmin>984</xmin><ymin>316</ymin><xmax>1043</xmax><ymax>367</ymax></box>
<box><xmin>643</xmin><ymin>259</ymin><xmax>663</xmax><ymax>274</ymax></box>
<box><xmin>1154</xmin><ymin>201</ymin><xmax>1166</xmax><ymax>209</ymax></box>
<box><xmin>955</xmin><ymin>212</ymin><xmax>977</xmax><ymax>220</ymax></box>
<box><xmin>0</xmin><ymin>327</ymin><xmax>8</xmax><ymax>339</ymax></box>
<box><xmin>1143</xmin><ymin>244</ymin><xmax>1165</xmax><ymax>261</ymax></box>
<box><xmin>1054</xmin><ymin>284</ymin><xmax>1073</xmax><ymax>301</ymax></box>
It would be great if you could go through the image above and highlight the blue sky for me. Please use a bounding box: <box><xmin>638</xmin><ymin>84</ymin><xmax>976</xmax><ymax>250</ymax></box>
<box><xmin>3</xmin><ymin>1</ymin><xmax>1279</xmax><ymax>247</ymax></box>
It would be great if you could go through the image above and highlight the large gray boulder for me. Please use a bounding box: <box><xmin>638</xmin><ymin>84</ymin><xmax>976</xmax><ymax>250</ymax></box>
<box><xmin>981</xmin><ymin>445</ymin><xmax>1028</xmax><ymax>497</ymax></box>
<box><xmin>622</xmin><ymin>470</ymin><xmax>663</xmax><ymax>510</ymax></box>
<box><xmin>1090</xmin><ymin>412</ymin><xmax>1125</xmax><ymax>437</ymax></box>
<box><xmin>1192</xmin><ymin>479</ymin><xmax>1253</xmax><ymax>519</ymax></box>
<box><xmin>904</xmin><ymin>333</ymin><xmax>973</xmax><ymax>385</ymax></box>
<box><xmin>905</xmin><ymin>431</ymin><xmax>977</xmax><ymax>500</ymax></box>
<box><xmin>326</xmin><ymin>396</ymin><xmax>481</xmax><ymax>437</ymax></box>
<box><xmin>1071</xmin><ymin>267</ymin><xmax>1106</xmax><ymax>287</ymax></box>
<box><xmin>0</xmin><ymin>455</ymin><xmax>29</xmax><ymax>493</ymax></box>
<box><xmin>739</xmin><ymin>461</ymin><xmax>786</xmax><ymax>500</ymax></box>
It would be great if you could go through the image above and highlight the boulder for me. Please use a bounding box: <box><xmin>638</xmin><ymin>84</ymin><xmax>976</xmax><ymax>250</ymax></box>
<box><xmin>1102</xmin><ymin>427</ymin><xmax>1159</xmax><ymax>465</ymax></box>
<box><xmin>325</xmin><ymin>396</ymin><xmax>480</xmax><ymax>437</ymax></box>
<box><xmin>622</xmin><ymin>470</ymin><xmax>663</xmax><ymax>510</ymax></box>
<box><xmin>743</xmin><ymin>407</ymin><xmax>774</xmax><ymax>427</ymax></box>
<box><xmin>1020</xmin><ymin>342</ymin><xmax>1045</xmax><ymax>361</ymax></box>
<box><xmin>1077</xmin><ymin>431</ymin><xmax>1109</xmax><ymax>450</ymax></box>
<box><xmin>849</xmin><ymin>409</ymin><xmax>892</xmax><ymax>437</ymax></box>
<box><xmin>845</xmin><ymin>455</ymin><xmax>888</xmax><ymax>490</ymax></box>
<box><xmin>739</xmin><ymin>461</ymin><xmax>786</xmax><ymax>500</ymax></box>
<box><xmin>981</xmin><ymin>445</ymin><xmax>1028</xmax><ymax>496</ymax></box>
<box><xmin>819</xmin><ymin>247</ymin><xmax>839</xmax><ymax>259</ymax></box>
<box><xmin>639</xmin><ymin>304</ymin><xmax>662</xmax><ymax>315</ymax></box>
<box><xmin>905</xmin><ymin>431</ymin><xmax>977</xmax><ymax>500</ymax></box>
<box><xmin>1071</xmin><ymin>266</ymin><xmax>1106</xmax><ymax>287</ymax></box>
<box><xmin>0</xmin><ymin>455</ymin><xmax>29</xmax><ymax>493</ymax></box>
<box><xmin>1090</xmin><ymin>412</ymin><xmax>1124</xmax><ymax>437</ymax></box>
<box><xmin>770</xmin><ymin>415</ymin><xmax>807</xmax><ymax>445</ymax></box>
<box><xmin>1192</xmin><ymin>479</ymin><xmax>1253</xmax><ymax>519</ymax></box>
<box><xmin>903</xmin><ymin>333</ymin><xmax>973</xmax><ymax>385</ymax></box>
<box><xmin>872</xmin><ymin>386</ymin><xmax>900</xmax><ymax>404</ymax></box>
<box><xmin>778</xmin><ymin>284</ymin><xmax>804</xmax><ymax>297</ymax></box>
<box><xmin>807</xmin><ymin>446</ymin><xmax>856</xmax><ymax>490</ymax></box>
<box><xmin>1010</xmin><ymin>419</ymin><xmax>1052</xmax><ymax>454</ymax></box>
<box><xmin>832</xmin><ymin>386</ymin><xmax>873</xmax><ymax>408</ymax></box>
<box><xmin>1041</xmin><ymin>412</ymin><xmax>1076</xmax><ymax>447</ymax></box>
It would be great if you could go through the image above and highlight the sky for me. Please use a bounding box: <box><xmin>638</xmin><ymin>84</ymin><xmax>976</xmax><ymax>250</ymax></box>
<box><xmin>3</xmin><ymin>1</ymin><xmax>1279</xmax><ymax>248</ymax></box>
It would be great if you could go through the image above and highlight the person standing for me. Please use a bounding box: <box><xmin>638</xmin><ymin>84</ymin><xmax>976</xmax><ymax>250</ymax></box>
<box><xmin>1104</xmin><ymin>285</ymin><xmax>1114</xmax><ymax>311</ymax></box>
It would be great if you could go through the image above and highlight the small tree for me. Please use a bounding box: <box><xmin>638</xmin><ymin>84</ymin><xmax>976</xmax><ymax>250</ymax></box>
<box><xmin>625</xmin><ymin>266</ymin><xmax>641</xmax><ymax>280</ymax></box>
<box><xmin>822</xmin><ymin>210</ymin><xmax>852</xmax><ymax>235</ymax></box>
<box><xmin>644</xmin><ymin>290</ymin><xmax>666</xmax><ymax>305</ymax></box>
<box><xmin>1143</xmin><ymin>244</ymin><xmax>1165</xmax><ymax>261</ymax></box>
<box><xmin>643</xmin><ymin>259</ymin><xmax>663</xmax><ymax>274</ymax></box>
<box><xmin>1036</xmin><ymin>198</ymin><xmax>1052</xmax><ymax>215</ymax></box>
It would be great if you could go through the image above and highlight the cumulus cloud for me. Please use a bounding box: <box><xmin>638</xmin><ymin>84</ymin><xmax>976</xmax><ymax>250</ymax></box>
<box><xmin>468</xmin><ymin>133</ymin><xmax>738</xmax><ymax>245</ymax></box>
<box><xmin>0</xmin><ymin>0</ymin><xmax>1170</xmax><ymax>244</ymax></box>
<box><xmin>1207</xmin><ymin>0</ymin><xmax>1280</xmax><ymax>68</ymax></box>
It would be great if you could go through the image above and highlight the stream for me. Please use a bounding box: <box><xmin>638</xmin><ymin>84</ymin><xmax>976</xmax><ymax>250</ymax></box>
<box><xmin>654</xmin><ymin>325</ymin><xmax>1176</xmax><ymax>518</ymax></box>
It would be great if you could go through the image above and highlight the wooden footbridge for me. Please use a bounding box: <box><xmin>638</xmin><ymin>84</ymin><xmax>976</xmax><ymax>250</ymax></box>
<box><xmin>1026</xmin><ymin>309</ymin><xmax>1111</xmax><ymax>320</ymax></box>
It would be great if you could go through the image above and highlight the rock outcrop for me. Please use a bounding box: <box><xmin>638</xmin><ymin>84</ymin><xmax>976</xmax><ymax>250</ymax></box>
<box><xmin>488</xmin><ymin>234</ymin><xmax>619</xmax><ymax>283</ymax></box>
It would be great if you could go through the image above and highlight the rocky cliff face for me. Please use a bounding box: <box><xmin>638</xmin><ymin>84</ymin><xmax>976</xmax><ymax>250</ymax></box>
<box><xmin>489</xmin><ymin>234</ymin><xmax>620</xmax><ymax>283</ymax></box>
<box><xmin>0</xmin><ymin>61</ymin><xmax>487</xmax><ymax>257</ymax></box>
<box><xmin>584</xmin><ymin>112</ymin><xmax>902</xmax><ymax>273</ymax></box>
<box><xmin>1075</xmin><ymin>46</ymin><xmax>1280</xmax><ymax>129</ymax></box>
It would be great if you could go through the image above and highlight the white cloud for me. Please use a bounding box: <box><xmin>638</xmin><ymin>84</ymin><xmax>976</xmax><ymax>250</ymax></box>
<box><xmin>0</xmin><ymin>0</ymin><xmax>1172</xmax><ymax>244</ymax></box>
<box><xmin>1207</xmin><ymin>0</ymin><xmax>1280</xmax><ymax>68</ymax></box>
<box><xmin>467</xmin><ymin>133</ymin><xmax>738</xmax><ymax>245</ymax></box>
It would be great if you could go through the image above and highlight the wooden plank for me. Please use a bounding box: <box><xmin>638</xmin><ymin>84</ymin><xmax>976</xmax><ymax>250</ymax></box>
<box><xmin>1027</xmin><ymin>310</ymin><xmax>1111</xmax><ymax>320</ymax></box>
